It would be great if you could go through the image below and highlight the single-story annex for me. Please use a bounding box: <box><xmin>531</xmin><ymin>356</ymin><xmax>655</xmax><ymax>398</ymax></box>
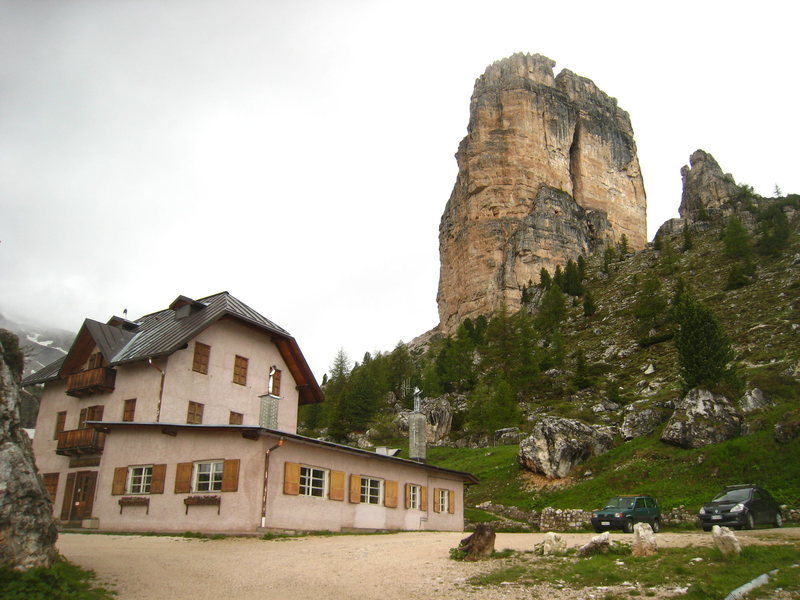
<box><xmin>24</xmin><ymin>292</ymin><xmax>476</xmax><ymax>533</ymax></box>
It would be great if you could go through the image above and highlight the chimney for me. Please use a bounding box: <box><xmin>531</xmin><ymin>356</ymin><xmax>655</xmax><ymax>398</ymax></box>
<box><xmin>408</xmin><ymin>388</ymin><xmax>427</xmax><ymax>463</ymax></box>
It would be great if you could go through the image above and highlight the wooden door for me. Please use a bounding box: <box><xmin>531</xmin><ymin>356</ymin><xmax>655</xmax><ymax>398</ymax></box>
<box><xmin>71</xmin><ymin>471</ymin><xmax>97</xmax><ymax>520</ymax></box>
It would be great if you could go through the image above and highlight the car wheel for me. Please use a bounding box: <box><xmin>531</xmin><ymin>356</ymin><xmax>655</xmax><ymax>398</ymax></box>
<box><xmin>623</xmin><ymin>519</ymin><xmax>634</xmax><ymax>533</ymax></box>
<box><xmin>745</xmin><ymin>512</ymin><xmax>755</xmax><ymax>530</ymax></box>
<box><xmin>775</xmin><ymin>512</ymin><xmax>783</xmax><ymax>528</ymax></box>
<box><xmin>652</xmin><ymin>519</ymin><xmax>661</xmax><ymax>533</ymax></box>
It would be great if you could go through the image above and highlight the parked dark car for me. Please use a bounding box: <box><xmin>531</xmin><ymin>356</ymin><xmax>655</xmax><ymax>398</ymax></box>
<box><xmin>699</xmin><ymin>485</ymin><xmax>783</xmax><ymax>531</ymax></box>
<box><xmin>591</xmin><ymin>495</ymin><xmax>661</xmax><ymax>533</ymax></box>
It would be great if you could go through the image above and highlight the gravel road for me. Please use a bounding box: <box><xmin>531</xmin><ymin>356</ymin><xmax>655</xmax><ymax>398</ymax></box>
<box><xmin>58</xmin><ymin>528</ymin><xmax>800</xmax><ymax>600</ymax></box>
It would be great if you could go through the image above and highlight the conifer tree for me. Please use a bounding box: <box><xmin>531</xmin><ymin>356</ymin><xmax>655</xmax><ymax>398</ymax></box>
<box><xmin>660</xmin><ymin>236</ymin><xmax>678</xmax><ymax>274</ymax></box>
<box><xmin>535</xmin><ymin>284</ymin><xmax>567</xmax><ymax>334</ymax></box>
<box><xmin>617</xmin><ymin>234</ymin><xmax>629</xmax><ymax>257</ymax></box>
<box><xmin>756</xmin><ymin>204</ymin><xmax>791</xmax><ymax>257</ymax></box>
<box><xmin>539</xmin><ymin>267</ymin><xmax>552</xmax><ymax>289</ymax></box>
<box><xmin>583</xmin><ymin>290</ymin><xmax>597</xmax><ymax>317</ymax></box>
<box><xmin>633</xmin><ymin>273</ymin><xmax>668</xmax><ymax>335</ymax></box>
<box><xmin>682</xmin><ymin>221</ymin><xmax>694</xmax><ymax>251</ymax></box>
<box><xmin>564</xmin><ymin>259</ymin><xmax>584</xmax><ymax>297</ymax></box>
<box><xmin>722</xmin><ymin>216</ymin><xmax>753</xmax><ymax>260</ymax></box>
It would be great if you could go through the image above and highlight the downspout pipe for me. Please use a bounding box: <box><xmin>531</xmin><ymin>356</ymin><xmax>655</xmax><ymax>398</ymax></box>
<box><xmin>261</xmin><ymin>438</ymin><xmax>284</xmax><ymax>528</ymax></box>
<box><xmin>147</xmin><ymin>358</ymin><xmax>166</xmax><ymax>423</ymax></box>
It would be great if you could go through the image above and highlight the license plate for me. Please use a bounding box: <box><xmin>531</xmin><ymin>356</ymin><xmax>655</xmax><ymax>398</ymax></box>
<box><xmin>712</xmin><ymin>515</ymin><xmax>722</xmax><ymax>520</ymax></box>
<box><xmin>601</xmin><ymin>521</ymin><xmax>610</xmax><ymax>526</ymax></box>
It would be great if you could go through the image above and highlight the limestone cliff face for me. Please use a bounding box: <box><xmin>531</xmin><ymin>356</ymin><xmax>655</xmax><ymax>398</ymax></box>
<box><xmin>437</xmin><ymin>53</ymin><xmax>647</xmax><ymax>334</ymax></box>
<box><xmin>679</xmin><ymin>149</ymin><xmax>740</xmax><ymax>219</ymax></box>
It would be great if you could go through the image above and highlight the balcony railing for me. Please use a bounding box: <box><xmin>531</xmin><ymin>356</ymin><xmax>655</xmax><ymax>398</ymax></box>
<box><xmin>66</xmin><ymin>367</ymin><xmax>116</xmax><ymax>397</ymax></box>
<box><xmin>56</xmin><ymin>428</ymin><xmax>106</xmax><ymax>456</ymax></box>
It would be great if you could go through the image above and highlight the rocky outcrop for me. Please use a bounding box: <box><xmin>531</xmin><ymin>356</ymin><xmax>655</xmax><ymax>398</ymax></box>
<box><xmin>620</xmin><ymin>400</ymin><xmax>668</xmax><ymax>440</ymax></box>
<box><xmin>660</xmin><ymin>388</ymin><xmax>742</xmax><ymax>449</ymax></box>
<box><xmin>678</xmin><ymin>150</ymin><xmax>740</xmax><ymax>220</ymax></box>
<box><xmin>437</xmin><ymin>53</ymin><xmax>647</xmax><ymax>334</ymax></box>
<box><xmin>738</xmin><ymin>388</ymin><xmax>773</xmax><ymax>414</ymax></box>
<box><xmin>517</xmin><ymin>416</ymin><xmax>614</xmax><ymax>478</ymax></box>
<box><xmin>0</xmin><ymin>331</ymin><xmax>58</xmax><ymax>569</ymax></box>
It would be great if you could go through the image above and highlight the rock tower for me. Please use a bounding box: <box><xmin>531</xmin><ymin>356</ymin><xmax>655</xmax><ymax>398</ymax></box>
<box><xmin>437</xmin><ymin>53</ymin><xmax>647</xmax><ymax>334</ymax></box>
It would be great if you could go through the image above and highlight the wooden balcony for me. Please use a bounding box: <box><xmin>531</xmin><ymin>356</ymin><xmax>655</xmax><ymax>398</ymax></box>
<box><xmin>66</xmin><ymin>367</ymin><xmax>116</xmax><ymax>397</ymax></box>
<box><xmin>56</xmin><ymin>428</ymin><xmax>106</xmax><ymax>456</ymax></box>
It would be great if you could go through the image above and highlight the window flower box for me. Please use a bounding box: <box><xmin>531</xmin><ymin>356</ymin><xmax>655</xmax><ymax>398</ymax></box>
<box><xmin>118</xmin><ymin>496</ymin><xmax>150</xmax><ymax>514</ymax></box>
<box><xmin>184</xmin><ymin>495</ymin><xmax>221</xmax><ymax>515</ymax></box>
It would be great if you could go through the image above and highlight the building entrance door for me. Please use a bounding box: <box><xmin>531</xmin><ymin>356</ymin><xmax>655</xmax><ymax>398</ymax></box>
<box><xmin>71</xmin><ymin>471</ymin><xmax>97</xmax><ymax>520</ymax></box>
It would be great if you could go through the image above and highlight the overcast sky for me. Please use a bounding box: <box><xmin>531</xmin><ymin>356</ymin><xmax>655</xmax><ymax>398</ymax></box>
<box><xmin>1</xmin><ymin>0</ymin><xmax>797</xmax><ymax>380</ymax></box>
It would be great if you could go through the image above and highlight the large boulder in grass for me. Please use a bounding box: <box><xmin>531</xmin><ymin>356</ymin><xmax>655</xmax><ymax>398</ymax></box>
<box><xmin>518</xmin><ymin>417</ymin><xmax>614</xmax><ymax>479</ymax></box>
<box><xmin>577</xmin><ymin>531</ymin><xmax>610</xmax><ymax>557</ymax></box>
<box><xmin>738</xmin><ymin>388</ymin><xmax>774</xmax><ymax>415</ymax></box>
<box><xmin>660</xmin><ymin>388</ymin><xmax>741</xmax><ymax>449</ymax></box>
<box><xmin>620</xmin><ymin>400</ymin><xmax>668</xmax><ymax>440</ymax></box>
<box><xmin>711</xmin><ymin>525</ymin><xmax>741</xmax><ymax>556</ymax></box>
<box><xmin>632</xmin><ymin>522</ymin><xmax>658</xmax><ymax>557</ymax></box>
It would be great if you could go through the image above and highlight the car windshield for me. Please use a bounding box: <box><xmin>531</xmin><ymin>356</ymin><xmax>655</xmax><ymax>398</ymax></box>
<box><xmin>712</xmin><ymin>488</ymin><xmax>751</xmax><ymax>503</ymax></box>
<box><xmin>604</xmin><ymin>497</ymin><xmax>635</xmax><ymax>509</ymax></box>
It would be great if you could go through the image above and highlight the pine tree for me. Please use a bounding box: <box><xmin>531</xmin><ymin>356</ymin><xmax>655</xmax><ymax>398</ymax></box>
<box><xmin>535</xmin><ymin>284</ymin><xmax>567</xmax><ymax>334</ymax></box>
<box><xmin>633</xmin><ymin>273</ymin><xmax>668</xmax><ymax>335</ymax></box>
<box><xmin>577</xmin><ymin>255</ymin><xmax>587</xmax><ymax>281</ymax></box>
<box><xmin>553</xmin><ymin>265</ymin><xmax>565</xmax><ymax>290</ymax></box>
<box><xmin>660</xmin><ymin>236</ymin><xmax>678</xmax><ymax>275</ymax></box>
<box><xmin>674</xmin><ymin>291</ymin><xmax>737</xmax><ymax>392</ymax></box>
<box><xmin>722</xmin><ymin>216</ymin><xmax>753</xmax><ymax>260</ymax></box>
<box><xmin>564</xmin><ymin>259</ymin><xmax>584</xmax><ymax>297</ymax></box>
<box><xmin>756</xmin><ymin>204</ymin><xmax>791</xmax><ymax>257</ymax></box>
<box><xmin>682</xmin><ymin>222</ymin><xmax>693</xmax><ymax>252</ymax></box>
<box><xmin>603</xmin><ymin>246</ymin><xmax>617</xmax><ymax>273</ymax></box>
<box><xmin>583</xmin><ymin>290</ymin><xmax>597</xmax><ymax>317</ymax></box>
<box><xmin>539</xmin><ymin>267</ymin><xmax>552</xmax><ymax>289</ymax></box>
<box><xmin>617</xmin><ymin>234</ymin><xmax>629</xmax><ymax>257</ymax></box>
<box><xmin>571</xmin><ymin>349</ymin><xmax>592</xmax><ymax>390</ymax></box>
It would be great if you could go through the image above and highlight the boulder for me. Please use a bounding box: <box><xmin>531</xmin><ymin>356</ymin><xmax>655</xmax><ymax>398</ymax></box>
<box><xmin>0</xmin><ymin>332</ymin><xmax>59</xmax><ymax>569</ymax></box>
<box><xmin>631</xmin><ymin>522</ymin><xmax>658</xmax><ymax>557</ymax></box>
<box><xmin>457</xmin><ymin>523</ymin><xmax>496</xmax><ymax>561</ymax></box>
<box><xmin>577</xmin><ymin>531</ymin><xmax>610</xmax><ymax>557</ymax></box>
<box><xmin>541</xmin><ymin>531</ymin><xmax>567</xmax><ymax>555</ymax></box>
<box><xmin>711</xmin><ymin>525</ymin><xmax>741</xmax><ymax>556</ymax></box>
<box><xmin>738</xmin><ymin>388</ymin><xmax>774</xmax><ymax>415</ymax></box>
<box><xmin>621</xmin><ymin>400</ymin><xmax>666</xmax><ymax>440</ymax></box>
<box><xmin>518</xmin><ymin>417</ymin><xmax>614</xmax><ymax>479</ymax></box>
<box><xmin>660</xmin><ymin>388</ymin><xmax>742</xmax><ymax>449</ymax></box>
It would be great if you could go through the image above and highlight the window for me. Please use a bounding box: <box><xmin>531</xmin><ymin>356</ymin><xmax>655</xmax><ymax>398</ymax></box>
<box><xmin>128</xmin><ymin>465</ymin><xmax>153</xmax><ymax>494</ymax></box>
<box><xmin>408</xmin><ymin>484</ymin><xmax>421</xmax><ymax>510</ymax></box>
<box><xmin>42</xmin><ymin>473</ymin><xmax>59</xmax><ymax>502</ymax></box>
<box><xmin>269</xmin><ymin>367</ymin><xmax>282</xmax><ymax>396</ymax></box>
<box><xmin>78</xmin><ymin>405</ymin><xmax>104</xmax><ymax>429</ymax></box>
<box><xmin>360</xmin><ymin>477</ymin><xmax>383</xmax><ymax>505</ymax></box>
<box><xmin>54</xmin><ymin>411</ymin><xmax>67</xmax><ymax>439</ymax></box>
<box><xmin>187</xmin><ymin>401</ymin><xmax>204</xmax><ymax>424</ymax></box>
<box><xmin>122</xmin><ymin>398</ymin><xmax>136</xmax><ymax>422</ymax></box>
<box><xmin>299</xmin><ymin>466</ymin><xmax>328</xmax><ymax>497</ymax></box>
<box><xmin>192</xmin><ymin>342</ymin><xmax>210</xmax><ymax>374</ymax></box>
<box><xmin>438</xmin><ymin>488</ymin><xmax>449</xmax><ymax>513</ymax></box>
<box><xmin>193</xmin><ymin>461</ymin><xmax>224</xmax><ymax>492</ymax></box>
<box><xmin>233</xmin><ymin>355</ymin><xmax>248</xmax><ymax>385</ymax></box>
<box><xmin>229</xmin><ymin>411</ymin><xmax>243</xmax><ymax>425</ymax></box>
<box><xmin>87</xmin><ymin>352</ymin><xmax>104</xmax><ymax>369</ymax></box>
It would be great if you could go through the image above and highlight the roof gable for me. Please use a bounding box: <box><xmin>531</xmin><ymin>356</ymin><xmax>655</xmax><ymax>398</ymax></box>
<box><xmin>57</xmin><ymin>319</ymin><xmax>137</xmax><ymax>377</ymax></box>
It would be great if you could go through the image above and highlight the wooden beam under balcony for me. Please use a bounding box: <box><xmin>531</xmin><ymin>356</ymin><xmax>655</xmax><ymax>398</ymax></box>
<box><xmin>66</xmin><ymin>367</ymin><xmax>116</xmax><ymax>397</ymax></box>
<box><xmin>56</xmin><ymin>428</ymin><xmax>106</xmax><ymax>456</ymax></box>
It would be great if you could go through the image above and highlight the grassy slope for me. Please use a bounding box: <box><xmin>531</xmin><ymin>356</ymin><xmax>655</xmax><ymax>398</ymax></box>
<box><xmin>427</xmin><ymin>206</ymin><xmax>800</xmax><ymax>514</ymax></box>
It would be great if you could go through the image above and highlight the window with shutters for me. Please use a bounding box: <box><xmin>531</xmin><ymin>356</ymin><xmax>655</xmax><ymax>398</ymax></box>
<box><xmin>122</xmin><ymin>398</ymin><xmax>136</xmax><ymax>422</ymax></box>
<box><xmin>128</xmin><ymin>465</ymin><xmax>153</xmax><ymax>494</ymax></box>
<box><xmin>187</xmin><ymin>401</ymin><xmax>204</xmax><ymax>424</ymax></box>
<box><xmin>192</xmin><ymin>342</ymin><xmax>210</xmax><ymax>374</ymax></box>
<box><xmin>233</xmin><ymin>355</ymin><xmax>248</xmax><ymax>385</ymax></box>
<box><xmin>229</xmin><ymin>411</ymin><xmax>243</xmax><ymax>425</ymax></box>
<box><xmin>299</xmin><ymin>466</ymin><xmax>328</xmax><ymax>497</ymax></box>
<box><xmin>78</xmin><ymin>405</ymin><xmax>104</xmax><ymax>429</ymax></box>
<box><xmin>54</xmin><ymin>411</ymin><xmax>67</xmax><ymax>439</ymax></box>
<box><xmin>438</xmin><ymin>488</ymin><xmax>450</xmax><ymax>513</ymax></box>
<box><xmin>42</xmin><ymin>473</ymin><xmax>59</xmax><ymax>502</ymax></box>
<box><xmin>269</xmin><ymin>367</ymin><xmax>282</xmax><ymax>396</ymax></box>
<box><xmin>360</xmin><ymin>477</ymin><xmax>383</xmax><ymax>505</ymax></box>
<box><xmin>193</xmin><ymin>460</ymin><xmax>224</xmax><ymax>492</ymax></box>
<box><xmin>408</xmin><ymin>484</ymin><xmax>421</xmax><ymax>510</ymax></box>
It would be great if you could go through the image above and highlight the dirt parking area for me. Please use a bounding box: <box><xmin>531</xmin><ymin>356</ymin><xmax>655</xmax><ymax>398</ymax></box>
<box><xmin>58</xmin><ymin>528</ymin><xmax>800</xmax><ymax>600</ymax></box>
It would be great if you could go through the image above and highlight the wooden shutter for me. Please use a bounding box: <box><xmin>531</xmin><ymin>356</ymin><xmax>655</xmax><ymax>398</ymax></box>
<box><xmin>283</xmin><ymin>462</ymin><xmax>300</xmax><ymax>495</ymax></box>
<box><xmin>150</xmin><ymin>464</ymin><xmax>167</xmax><ymax>494</ymax></box>
<box><xmin>60</xmin><ymin>472</ymin><xmax>76</xmax><ymax>520</ymax></box>
<box><xmin>349</xmin><ymin>474</ymin><xmax>361</xmax><ymax>503</ymax></box>
<box><xmin>192</xmin><ymin>342</ymin><xmax>210</xmax><ymax>374</ymax></box>
<box><xmin>174</xmin><ymin>462</ymin><xmax>193</xmax><ymax>493</ymax></box>
<box><xmin>421</xmin><ymin>486</ymin><xmax>428</xmax><ymax>510</ymax></box>
<box><xmin>42</xmin><ymin>473</ymin><xmax>59</xmax><ymax>503</ymax></box>
<box><xmin>405</xmin><ymin>483</ymin><xmax>412</xmax><ymax>509</ymax></box>
<box><xmin>271</xmin><ymin>369</ymin><xmax>282</xmax><ymax>396</ymax></box>
<box><xmin>78</xmin><ymin>407</ymin><xmax>88</xmax><ymax>429</ymax></box>
<box><xmin>122</xmin><ymin>399</ymin><xmax>136</xmax><ymax>422</ymax></box>
<box><xmin>111</xmin><ymin>467</ymin><xmax>127</xmax><ymax>495</ymax></box>
<box><xmin>432</xmin><ymin>488</ymin><xmax>441</xmax><ymax>513</ymax></box>
<box><xmin>54</xmin><ymin>411</ymin><xmax>67</xmax><ymax>440</ymax></box>
<box><xmin>329</xmin><ymin>470</ymin><xmax>345</xmax><ymax>501</ymax></box>
<box><xmin>384</xmin><ymin>480</ymin><xmax>398</xmax><ymax>508</ymax></box>
<box><xmin>229</xmin><ymin>411</ymin><xmax>243</xmax><ymax>425</ymax></box>
<box><xmin>448</xmin><ymin>489</ymin><xmax>455</xmax><ymax>514</ymax></box>
<box><xmin>91</xmin><ymin>405</ymin><xmax>104</xmax><ymax>421</ymax></box>
<box><xmin>221</xmin><ymin>459</ymin><xmax>240</xmax><ymax>492</ymax></box>
<box><xmin>233</xmin><ymin>355</ymin><xmax>248</xmax><ymax>385</ymax></box>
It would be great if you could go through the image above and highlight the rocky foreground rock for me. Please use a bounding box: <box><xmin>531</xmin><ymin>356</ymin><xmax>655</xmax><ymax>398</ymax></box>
<box><xmin>660</xmin><ymin>388</ymin><xmax>742</xmax><ymax>449</ymax></box>
<box><xmin>0</xmin><ymin>331</ymin><xmax>58</xmax><ymax>568</ymax></box>
<box><xmin>436</xmin><ymin>52</ymin><xmax>647</xmax><ymax>335</ymax></box>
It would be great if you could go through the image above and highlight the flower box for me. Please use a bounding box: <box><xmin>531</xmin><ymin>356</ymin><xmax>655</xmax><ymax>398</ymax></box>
<box><xmin>118</xmin><ymin>496</ymin><xmax>150</xmax><ymax>514</ymax></box>
<box><xmin>184</xmin><ymin>495</ymin><xmax>221</xmax><ymax>515</ymax></box>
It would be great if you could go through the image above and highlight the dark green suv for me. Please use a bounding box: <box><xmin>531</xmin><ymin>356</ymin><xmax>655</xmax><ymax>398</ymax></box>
<box><xmin>591</xmin><ymin>495</ymin><xmax>661</xmax><ymax>533</ymax></box>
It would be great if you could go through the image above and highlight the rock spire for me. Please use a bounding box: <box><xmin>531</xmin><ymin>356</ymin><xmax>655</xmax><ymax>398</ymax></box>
<box><xmin>437</xmin><ymin>53</ymin><xmax>647</xmax><ymax>334</ymax></box>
